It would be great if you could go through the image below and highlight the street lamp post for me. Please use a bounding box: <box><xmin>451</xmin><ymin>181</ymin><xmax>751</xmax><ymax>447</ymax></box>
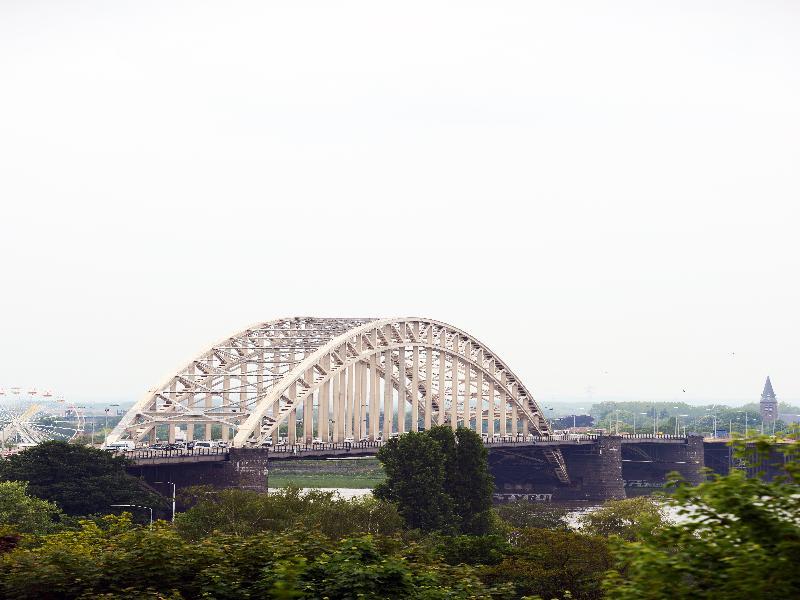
<box><xmin>110</xmin><ymin>504</ymin><xmax>153</xmax><ymax>527</ymax></box>
<box><xmin>677</xmin><ymin>414</ymin><xmax>689</xmax><ymax>437</ymax></box>
<box><xmin>571</xmin><ymin>407</ymin><xmax>586</xmax><ymax>431</ymax></box>
<box><xmin>154</xmin><ymin>481</ymin><xmax>176</xmax><ymax>522</ymax></box>
<box><xmin>652</xmin><ymin>405</ymin><xmax>657</xmax><ymax>435</ymax></box>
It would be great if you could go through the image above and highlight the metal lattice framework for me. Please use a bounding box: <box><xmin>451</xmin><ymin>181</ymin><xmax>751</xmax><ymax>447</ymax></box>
<box><xmin>109</xmin><ymin>317</ymin><xmax>567</xmax><ymax>480</ymax></box>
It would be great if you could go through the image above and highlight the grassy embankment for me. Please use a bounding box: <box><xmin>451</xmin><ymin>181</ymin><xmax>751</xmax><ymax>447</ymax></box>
<box><xmin>268</xmin><ymin>457</ymin><xmax>385</xmax><ymax>489</ymax></box>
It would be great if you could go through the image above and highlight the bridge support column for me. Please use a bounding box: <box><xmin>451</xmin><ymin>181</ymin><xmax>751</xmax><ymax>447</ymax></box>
<box><xmin>621</xmin><ymin>435</ymin><xmax>706</xmax><ymax>494</ymax></box>
<box><xmin>558</xmin><ymin>437</ymin><xmax>626</xmax><ymax>501</ymax></box>
<box><xmin>678</xmin><ymin>435</ymin><xmax>706</xmax><ymax>485</ymax></box>
<box><xmin>128</xmin><ymin>449</ymin><xmax>270</xmax><ymax>496</ymax></box>
<box><xmin>489</xmin><ymin>437</ymin><xmax>625</xmax><ymax>502</ymax></box>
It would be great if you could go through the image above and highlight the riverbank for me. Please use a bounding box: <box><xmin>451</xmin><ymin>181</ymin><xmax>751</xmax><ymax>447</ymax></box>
<box><xmin>268</xmin><ymin>457</ymin><xmax>385</xmax><ymax>489</ymax></box>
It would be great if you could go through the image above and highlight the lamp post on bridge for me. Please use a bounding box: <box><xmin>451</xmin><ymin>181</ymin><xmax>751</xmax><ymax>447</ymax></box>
<box><xmin>676</xmin><ymin>414</ymin><xmax>689</xmax><ymax>437</ymax></box>
<box><xmin>104</xmin><ymin>407</ymin><xmax>110</xmax><ymax>445</ymax></box>
<box><xmin>570</xmin><ymin>407</ymin><xmax>585</xmax><ymax>430</ymax></box>
<box><xmin>154</xmin><ymin>481</ymin><xmax>176</xmax><ymax>522</ymax></box>
<box><xmin>653</xmin><ymin>405</ymin><xmax>658</xmax><ymax>435</ymax></box>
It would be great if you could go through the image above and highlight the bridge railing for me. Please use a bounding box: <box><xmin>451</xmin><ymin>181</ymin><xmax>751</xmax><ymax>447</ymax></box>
<box><xmin>267</xmin><ymin>441</ymin><xmax>384</xmax><ymax>454</ymax></box>
<box><xmin>618</xmin><ymin>433</ymin><xmax>688</xmax><ymax>440</ymax></box>
<box><xmin>121</xmin><ymin>447</ymin><xmax>230</xmax><ymax>460</ymax></box>
<box><xmin>115</xmin><ymin>432</ymin><xmax>691</xmax><ymax>460</ymax></box>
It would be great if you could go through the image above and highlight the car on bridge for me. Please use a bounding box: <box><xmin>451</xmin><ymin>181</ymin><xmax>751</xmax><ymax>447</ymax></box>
<box><xmin>104</xmin><ymin>441</ymin><xmax>136</xmax><ymax>452</ymax></box>
<box><xmin>194</xmin><ymin>441</ymin><xmax>220</xmax><ymax>451</ymax></box>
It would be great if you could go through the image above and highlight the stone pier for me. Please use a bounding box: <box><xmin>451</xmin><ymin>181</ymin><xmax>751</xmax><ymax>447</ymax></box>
<box><xmin>489</xmin><ymin>436</ymin><xmax>625</xmax><ymax>502</ymax></box>
<box><xmin>127</xmin><ymin>448</ymin><xmax>269</xmax><ymax>493</ymax></box>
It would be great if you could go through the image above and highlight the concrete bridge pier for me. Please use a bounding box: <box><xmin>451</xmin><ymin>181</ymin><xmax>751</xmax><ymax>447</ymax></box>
<box><xmin>621</xmin><ymin>435</ymin><xmax>705</xmax><ymax>495</ymax></box>
<box><xmin>557</xmin><ymin>436</ymin><xmax>626</xmax><ymax>501</ymax></box>
<box><xmin>488</xmin><ymin>437</ymin><xmax>625</xmax><ymax>502</ymax></box>
<box><xmin>127</xmin><ymin>448</ymin><xmax>269</xmax><ymax>494</ymax></box>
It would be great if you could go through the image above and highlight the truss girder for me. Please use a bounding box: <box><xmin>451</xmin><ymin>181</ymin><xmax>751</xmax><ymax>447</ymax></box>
<box><xmin>108</xmin><ymin>317</ymin><xmax>563</xmax><ymax>480</ymax></box>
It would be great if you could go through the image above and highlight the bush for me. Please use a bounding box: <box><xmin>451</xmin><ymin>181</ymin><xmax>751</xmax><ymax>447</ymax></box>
<box><xmin>482</xmin><ymin>528</ymin><xmax>612</xmax><ymax>600</ymax></box>
<box><xmin>578</xmin><ymin>496</ymin><xmax>665</xmax><ymax>541</ymax></box>
<box><xmin>175</xmin><ymin>486</ymin><xmax>403</xmax><ymax>541</ymax></box>
<box><xmin>495</xmin><ymin>500</ymin><xmax>569</xmax><ymax>531</ymax></box>
<box><xmin>604</xmin><ymin>439</ymin><xmax>800</xmax><ymax>599</ymax></box>
<box><xmin>0</xmin><ymin>515</ymin><xmax>500</xmax><ymax>599</ymax></box>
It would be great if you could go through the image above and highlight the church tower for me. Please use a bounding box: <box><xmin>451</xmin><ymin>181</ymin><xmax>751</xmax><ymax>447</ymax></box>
<box><xmin>760</xmin><ymin>377</ymin><xmax>778</xmax><ymax>423</ymax></box>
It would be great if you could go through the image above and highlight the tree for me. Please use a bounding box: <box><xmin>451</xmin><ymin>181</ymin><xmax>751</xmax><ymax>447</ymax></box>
<box><xmin>0</xmin><ymin>481</ymin><xmax>63</xmax><ymax>534</ymax></box>
<box><xmin>0</xmin><ymin>514</ymin><xmax>499</xmax><ymax>599</ymax></box>
<box><xmin>0</xmin><ymin>441</ymin><xmax>160</xmax><ymax>517</ymax></box>
<box><xmin>375</xmin><ymin>427</ymin><xmax>496</xmax><ymax>534</ymax></box>
<box><xmin>175</xmin><ymin>486</ymin><xmax>403</xmax><ymax>541</ymax></box>
<box><xmin>451</xmin><ymin>427</ymin><xmax>495</xmax><ymax>534</ymax></box>
<box><xmin>578</xmin><ymin>496</ymin><xmax>665</xmax><ymax>542</ymax></box>
<box><xmin>482</xmin><ymin>528</ymin><xmax>612</xmax><ymax>600</ymax></box>
<box><xmin>374</xmin><ymin>432</ymin><xmax>455</xmax><ymax>532</ymax></box>
<box><xmin>605</xmin><ymin>438</ymin><xmax>800</xmax><ymax>599</ymax></box>
<box><xmin>495</xmin><ymin>499</ymin><xmax>569</xmax><ymax>530</ymax></box>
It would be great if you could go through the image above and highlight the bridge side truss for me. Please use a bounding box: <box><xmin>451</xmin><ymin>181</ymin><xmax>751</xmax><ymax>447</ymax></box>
<box><xmin>109</xmin><ymin>317</ymin><xmax>567</xmax><ymax>482</ymax></box>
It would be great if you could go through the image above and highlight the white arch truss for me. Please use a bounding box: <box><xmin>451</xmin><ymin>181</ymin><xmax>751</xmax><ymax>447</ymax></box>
<box><xmin>109</xmin><ymin>317</ymin><xmax>566</xmax><ymax>480</ymax></box>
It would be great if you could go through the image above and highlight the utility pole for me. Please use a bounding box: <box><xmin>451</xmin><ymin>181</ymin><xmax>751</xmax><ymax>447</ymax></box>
<box><xmin>155</xmin><ymin>481</ymin><xmax>176</xmax><ymax>522</ymax></box>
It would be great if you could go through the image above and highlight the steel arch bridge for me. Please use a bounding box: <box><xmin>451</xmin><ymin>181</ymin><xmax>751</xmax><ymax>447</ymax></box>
<box><xmin>109</xmin><ymin>317</ymin><xmax>567</xmax><ymax>480</ymax></box>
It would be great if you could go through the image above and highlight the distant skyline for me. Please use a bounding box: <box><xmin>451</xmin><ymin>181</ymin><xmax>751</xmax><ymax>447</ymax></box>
<box><xmin>1</xmin><ymin>2</ymin><xmax>798</xmax><ymax>404</ymax></box>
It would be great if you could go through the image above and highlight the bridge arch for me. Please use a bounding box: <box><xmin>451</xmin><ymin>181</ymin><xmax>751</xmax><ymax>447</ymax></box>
<box><xmin>108</xmin><ymin>317</ymin><xmax>554</xmax><ymax>448</ymax></box>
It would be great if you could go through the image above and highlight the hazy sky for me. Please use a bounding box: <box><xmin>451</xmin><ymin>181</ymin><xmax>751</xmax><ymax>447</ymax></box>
<box><xmin>1</xmin><ymin>1</ymin><xmax>798</xmax><ymax>406</ymax></box>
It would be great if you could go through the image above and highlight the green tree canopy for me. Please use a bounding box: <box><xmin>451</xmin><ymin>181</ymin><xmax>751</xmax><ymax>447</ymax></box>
<box><xmin>373</xmin><ymin>431</ymin><xmax>455</xmax><ymax>532</ymax></box>
<box><xmin>0</xmin><ymin>515</ymin><xmax>500</xmax><ymax>599</ymax></box>
<box><xmin>605</xmin><ymin>438</ymin><xmax>800</xmax><ymax>599</ymax></box>
<box><xmin>578</xmin><ymin>496</ymin><xmax>665</xmax><ymax>542</ymax></box>
<box><xmin>0</xmin><ymin>481</ymin><xmax>63</xmax><ymax>534</ymax></box>
<box><xmin>482</xmin><ymin>528</ymin><xmax>612</xmax><ymax>600</ymax></box>
<box><xmin>451</xmin><ymin>427</ymin><xmax>495</xmax><ymax>534</ymax></box>
<box><xmin>495</xmin><ymin>499</ymin><xmax>569</xmax><ymax>531</ymax></box>
<box><xmin>0</xmin><ymin>441</ymin><xmax>160</xmax><ymax>517</ymax></box>
<box><xmin>175</xmin><ymin>486</ymin><xmax>403</xmax><ymax>541</ymax></box>
<box><xmin>375</xmin><ymin>427</ymin><xmax>495</xmax><ymax>534</ymax></box>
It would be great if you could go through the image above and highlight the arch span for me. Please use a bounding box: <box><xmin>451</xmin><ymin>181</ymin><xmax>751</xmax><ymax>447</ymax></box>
<box><xmin>108</xmin><ymin>317</ymin><xmax>564</xmax><ymax>479</ymax></box>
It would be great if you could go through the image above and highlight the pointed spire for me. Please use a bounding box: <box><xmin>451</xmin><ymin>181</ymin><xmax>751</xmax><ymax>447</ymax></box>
<box><xmin>761</xmin><ymin>377</ymin><xmax>776</xmax><ymax>401</ymax></box>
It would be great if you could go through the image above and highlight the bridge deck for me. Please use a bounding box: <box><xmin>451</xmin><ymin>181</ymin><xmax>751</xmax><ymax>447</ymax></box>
<box><xmin>122</xmin><ymin>434</ymin><xmax>690</xmax><ymax>465</ymax></box>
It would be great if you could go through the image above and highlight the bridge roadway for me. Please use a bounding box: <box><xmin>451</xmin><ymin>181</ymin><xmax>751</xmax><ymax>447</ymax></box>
<box><xmin>123</xmin><ymin>433</ymin><xmax>689</xmax><ymax>465</ymax></box>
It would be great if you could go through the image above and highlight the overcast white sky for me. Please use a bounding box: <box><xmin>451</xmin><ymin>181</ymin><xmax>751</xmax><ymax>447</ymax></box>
<box><xmin>1</xmin><ymin>1</ymin><xmax>798</xmax><ymax>407</ymax></box>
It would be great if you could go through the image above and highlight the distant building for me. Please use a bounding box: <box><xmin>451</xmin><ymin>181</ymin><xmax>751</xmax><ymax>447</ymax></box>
<box><xmin>760</xmin><ymin>377</ymin><xmax>778</xmax><ymax>423</ymax></box>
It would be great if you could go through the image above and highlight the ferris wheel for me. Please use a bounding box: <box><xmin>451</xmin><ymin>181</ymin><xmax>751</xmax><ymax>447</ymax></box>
<box><xmin>0</xmin><ymin>386</ymin><xmax>85</xmax><ymax>448</ymax></box>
